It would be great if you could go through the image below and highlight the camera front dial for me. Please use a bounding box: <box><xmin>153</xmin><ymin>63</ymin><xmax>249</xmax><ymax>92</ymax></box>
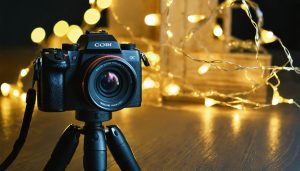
<box><xmin>82</xmin><ymin>56</ymin><xmax>137</xmax><ymax>111</ymax></box>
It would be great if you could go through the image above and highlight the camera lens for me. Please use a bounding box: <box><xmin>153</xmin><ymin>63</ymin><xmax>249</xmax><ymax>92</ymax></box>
<box><xmin>82</xmin><ymin>56</ymin><xmax>136</xmax><ymax>111</ymax></box>
<box><xmin>98</xmin><ymin>71</ymin><xmax>120</xmax><ymax>95</ymax></box>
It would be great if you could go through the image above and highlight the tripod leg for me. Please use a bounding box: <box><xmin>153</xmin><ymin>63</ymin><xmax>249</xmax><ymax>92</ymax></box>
<box><xmin>83</xmin><ymin>123</ymin><xmax>107</xmax><ymax>171</ymax></box>
<box><xmin>44</xmin><ymin>124</ymin><xmax>80</xmax><ymax>171</ymax></box>
<box><xmin>106</xmin><ymin>125</ymin><xmax>141</xmax><ymax>171</ymax></box>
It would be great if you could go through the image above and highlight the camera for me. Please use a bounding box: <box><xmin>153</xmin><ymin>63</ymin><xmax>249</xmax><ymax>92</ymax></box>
<box><xmin>35</xmin><ymin>31</ymin><xmax>149</xmax><ymax>112</ymax></box>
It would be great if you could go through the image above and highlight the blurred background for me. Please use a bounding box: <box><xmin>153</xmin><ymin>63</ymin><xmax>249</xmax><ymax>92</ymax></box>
<box><xmin>0</xmin><ymin>0</ymin><xmax>299</xmax><ymax>102</ymax></box>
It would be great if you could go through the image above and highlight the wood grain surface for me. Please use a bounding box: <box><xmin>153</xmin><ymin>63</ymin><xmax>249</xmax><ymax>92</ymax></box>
<box><xmin>1</xmin><ymin>99</ymin><xmax>300</xmax><ymax>171</ymax></box>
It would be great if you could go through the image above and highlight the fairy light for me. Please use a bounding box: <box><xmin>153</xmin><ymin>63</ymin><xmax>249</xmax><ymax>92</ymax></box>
<box><xmin>67</xmin><ymin>25</ymin><xmax>83</xmax><ymax>43</ymax></box>
<box><xmin>53</xmin><ymin>20</ymin><xmax>69</xmax><ymax>37</ymax></box>
<box><xmin>31</xmin><ymin>27</ymin><xmax>46</xmax><ymax>43</ymax></box>
<box><xmin>166</xmin><ymin>30</ymin><xmax>173</xmax><ymax>38</ymax></box>
<box><xmin>12</xmin><ymin>89</ymin><xmax>20</xmax><ymax>97</ymax></box>
<box><xmin>20</xmin><ymin>68</ymin><xmax>29</xmax><ymax>78</ymax></box>
<box><xmin>198</xmin><ymin>64</ymin><xmax>210</xmax><ymax>75</ymax></box>
<box><xmin>261</xmin><ymin>29</ymin><xmax>277</xmax><ymax>44</ymax></box>
<box><xmin>187</xmin><ymin>15</ymin><xmax>206</xmax><ymax>23</ymax></box>
<box><xmin>213</xmin><ymin>24</ymin><xmax>223</xmax><ymax>38</ymax></box>
<box><xmin>165</xmin><ymin>83</ymin><xmax>180</xmax><ymax>96</ymax></box>
<box><xmin>204</xmin><ymin>98</ymin><xmax>217</xmax><ymax>107</ymax></box>
<box><xmin>143</xmin><ymin>77</ymin><xmax>156</xmax><ymax>89</ymax></box>
<box><xmin>84</xmin><ymin>8</ymin><xmax>101</xmax><ymax>25</ymax></box>
<box><xmin>4</xmin><ymin>0</ymin><xmax>298</xmax><ymax>109</ymax></box>
<box><xmin>1</xmin><ymin>83</ymin><xmax>11</xmax><ymax>97</ymax></box>
<box><xmin>96</xmin><ymin>0</ymin><xmax>112</xmax><ymax>9</ymax></box>
<box><xmin>145</xmin><ymin>51</ymin><xmax>160</xmax><ymax>66</ymax></box>
<box><xmin>144</xmin><ymin>14</ymin><xmax>161</xmax><ymax>26</ymax></box>
<box><xmin>21</xmin><ymin>93</ymin><xmax>26</xmax><ymax>102</ymax></box>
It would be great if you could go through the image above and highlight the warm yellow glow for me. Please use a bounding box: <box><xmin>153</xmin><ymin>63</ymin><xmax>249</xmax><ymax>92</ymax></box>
<box><xmin>187</xmin><ymin>15</ymin><xmax>206</xmax><ymax>23</ymax></box>
<box><xmin>241</xmin><ymin>4</ymin><xmax>248</xmax><ymax>11</ymax></box>
<box><xmin>143</xmin><ymin>77</ymin><xmax>156</xmax><ymax>89</ymax></box>
<box><xmin>31</xmin><ymin>27</ymin><xmax>46</xmax><ymax>43</ymax></box>
<box><xmin>166</xmin><ymin>30</ymin><xmax>173</xmax><ymax>38</ymax></box>
<box><xmin>145</xmin><ymin>51</ymin><xmax>160</xmax><ymax>66</ymax></box>
<box><xmin>268</xmin><ymin>115</ymin><xmax>281</xmax><ymax>154</ymax></box>
<box><xmin>96</xmin><ymin>0</ymin><xmax>112</xmax><ymax>9</ymax></box>
<box><xmin>287</xmin><ymin>99</ymin><xmax>294</xmax><ymax>104</ymax></box>
<box><xmin>233</xmin><ymin>104</ymin><xmax>243</xmax><ymax>110</ymax></box>
<box><xmin>205</xmin><ymin>98</ymin><xmax>217</xmax><ymax>107</ymax></box>
<box><xmin>84</xmin><ymin>8</ymin><xmax>101</xmax><ymax>25</ymax></box>
<box><xmin>53</xmin><ymin>20</ymin><xmax>69</xmax><ymax>37</ymax></box>
<box><xmin>198</xmin><ymin>64</ymin><xmax>210</xmax><ymax>75</ymax></box>
<box><xmin>213</xmin><ymin>24</ymin><xmax>223</xmax><ymax>38</ymax></box>
<box><xmin>67</xmin><ymin>25</ymin><xmax>83</xmax><ymax>43</ymax></box>
<box><xmin>144</xmin><ymin>14</ymin><xmax>161</xmax><ymax>26</ymax></box>
<box><xmin>165</xmin><ymin>83</ymin><xmax>180</xmax><ymax>96</ymax></box>
<box><xmin>20</xmin><ymin>68</ymin><xmax>29</xmax><ymax>78</ymax></box>
<box><xmin>232</xmin><ymin>113</ymin><xmax>241</xmax><ymax>135</ymax></box>
<box><xmin>261</xmin><ymin>29</ymin><xmax>277</xmax><ymax>44</ymax></box>
<box><xmin>21</xmin><ymin>93</ymin><xmax>27</xmax><ymax>102</ymax></box>
<box><xmin>13</xmin><ymin>89</ymin><xmax>20</xmax><ymax>97</ymax></box>
<box><xmin>89</xmin><ymin>0</ymin><xmax>95</xmax><ymax>4</ymax></box>
<box><xmin>272</xmin><ymin>91</ymin><xmax>282</xmax><ymax>105</ymax></box>
<box><xmin>1</xmin><ymin>83</ymin><xmax>11</xmax><ymax>97</ymax></box>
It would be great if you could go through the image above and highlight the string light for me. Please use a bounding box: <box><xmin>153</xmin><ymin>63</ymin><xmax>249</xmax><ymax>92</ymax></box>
<box><xmin>21</xmin><ymin>93</ymin><xmax>26</xmax><ymax>102</ymax></box>
<box><xmin>198</xmin><ymin>64</ymin><xmax>210</xmax><ymax>75</ymax></box>
<box><xmin>4</xmin><ymin>0</ymin><xmax>300</xmax><ymax>110</ymax></box>
<box><xmin>31</xmin><ymin>27</ymin><xmax>46</xmax><ymax>43</ymax></box>
<box><xmin>20</xmin><ymin>68</ymin><xmax>29</xmax><ymax>78</ymax></box>
<box><xmin>96</xmin><ymin>0</ymin><xmax>112</xmax><ymax>9</ymax></box>
<box><xmin>261</xmin><ymin>29</ymin><xmax>277</xmax><ymax>44</ymax></box>
<box><xmin>213</xmin><ymin>24</ymin><xmax>223</xmax><ymax>38</ymax></box>
<box><xmin>144</xmin><ymin>14</ymin><xmax>161</xmax><ymax>26</ymax></box>
<box><xmin>165</xmin><ymin>83</ymin><xmax>180</xmax><ymax>96</ymax></box>
<box><xmin>187</xmin><ymin>15</ymin><xmax>206</xmax><ymax>23</ymax></box>
<box><xmin>53</xmin><ymin>20</ymin><xmax>69</xmax><ymax>37</ymax></box>
<box><xmin>205</xmin><ymin>98</ymin><xmax>217</xmax><ymax>107</ymax></box>
<box><xmin>1</xmin><ymin>83</ymin><xmax>11</xmax><ymax>97</ymax></box>
<box><xmin>143</xmin><ymin>77</ymin><xmax>156</xmax><ymax>89</ymax></box>
<box><xmin>84</xmin><ymin>8</ymin><xmax>101</xmax><ymax>25</ymax></box>
<box><xmin>67</xmin><ymin>25</ymin><xmax>83</xmax><ymax>43</ymax></box>
<box><xmin>12</xmin><ymin>89</ymin><xmax>20</xmax><ymax>97</ymax></box>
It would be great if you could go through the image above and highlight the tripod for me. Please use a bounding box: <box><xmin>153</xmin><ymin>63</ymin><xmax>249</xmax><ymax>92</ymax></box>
<box><xmin>43</xmin><ymin>110</ymin><xmax>141</xmax><ymax>171</ymax></box>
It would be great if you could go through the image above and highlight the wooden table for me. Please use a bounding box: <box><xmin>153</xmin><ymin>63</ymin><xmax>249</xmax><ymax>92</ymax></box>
<box><xmin>1</xmin><ymin>98</ymin><xmax>300</xmax><ymax>170</ymax></box>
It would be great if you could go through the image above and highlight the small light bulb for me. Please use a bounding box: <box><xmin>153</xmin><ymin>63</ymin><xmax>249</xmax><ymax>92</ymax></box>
<box><xmin>53</xmin><ymin>20</ymin><xmax>69</xmax><ymax>37</ymax></box>
<box><xmin>187</xmin><ymin>15</ymin><xmax>206</xmax><ymax>23</ymax></box>
<box><xmin>67</xmin><ymin>25</ymin><xmax>83</xmax><ymax>43</ymax></box>
<box><xmin>1</xmin><ymin>83</ymin><xmax>11</xmax><ymax>96</ymax></box>
<box><xmin>89</xmin><ymin>0</ymin><xmax>95</xmax><ymax>4</ymax></box>
<box><xmin>288</xmin><ymin>99</ymin><xmax>294</xmax><ymax>104</ymax></box>
<box><xmin>144</xmin><ymin>14</ymin><xmax>161</xmax><ymax>26</ymax></box>
<box><xmin>13</xmin><ymin>89</ymin><xmax>20</xmax><ymax>97</ymax></box>
<box><xmin>21</xmin><ymin>93</ymin><xmax>27</xmax><ymax>102</ymax></box>
<box><xmin>205</xmin><ymin>98</ymin><xmax>217</xmax><ymax>107</ymax></box>
<box><xmin>233</xmin><ymin>104</ymin><xmax>243</xmax><ymax>110</ymax></box>
<box><xmin>165</xmin><ymin>83</ymin><xmax>180</xmax><ymax>96</ymax></box>
<box><xmin>31</xmin><ymin>27</ymin><xmax>46</xmax><ymax>43</ymax></box>
<box><xmin>143</xmin><ymin>77</ymin><xmax>156</xmax><ymax>89</ymax></box>
<box><xmin>213</xmin><ymin>24</ymin><xmax>223</xmax><ymax>38</ymax></box>
<box><xmin>145</xmin><ymin>51</ymin><xmax>160</xmax><ymax>66</ymax></box>
<box><xmin>166</xmin><ymin>30</ymin><xmax>173</xmax><ymax>38</ymax></box>
<box><xmin>261</xmin><ymin>29</ymin><xmax>277</xmax><ymax>44</ymax></box>
<box><xmin>198</xmin><ymin>64</ymin><xmax>210</xmax><ymax>75</ymax></box>
<box><xmin>20</xmin><ymin>68</ymin><xmax>29</xmax><ymax>77</ymax></box>
<box><xmin>96</xmin><ymin>0</ymin><xmax>112</xmax><ymax>9</ymax></box>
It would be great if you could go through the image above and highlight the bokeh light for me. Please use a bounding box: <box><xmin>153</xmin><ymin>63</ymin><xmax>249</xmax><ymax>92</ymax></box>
<box><xmin>67</xmin><ymin>25</ymin><xmax>83</xmax><ymax>43</ymax></box>
<box><xmin>165</xmin><ymin>83</ymin><xmax>180</xmax><ymax>96</ymax></box>
<box><xmin>96</xmin><ymin>0</ymin><xmax>112</xmax><ymax>9</ymax></box>
<box><xmin>213</xmin><ymin>24</ymin><xmax>223</xmax><ymax>38</ymax></box>
<box><xmin>31</xmin><ymin>27</ymin><xmax>46</xmax><ymax>43</ymax></box>
<box><xmin>53</xmin><ymin>20</ymin><xmax>69</xmax><ymax>37</ymax></box>
<box><xmin>1</xmin><ymin>83</ymin><xmax>11</xmax><ymax>97</ymax></box>
<box><xmin>84</xmin><ymin>8</ymin><xmax>101</xmax><ymax>25</ymax></box>
<box><xmin>144</xmin><ymin>14</ymin><xmax>161</xmax><ymax>26</ymax></box>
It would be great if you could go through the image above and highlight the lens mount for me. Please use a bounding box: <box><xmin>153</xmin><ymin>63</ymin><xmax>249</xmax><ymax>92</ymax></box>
<box><xmin>82</xmin><ymin>56</ymin><xmax>136</xmax><ymax>111</ymax></box>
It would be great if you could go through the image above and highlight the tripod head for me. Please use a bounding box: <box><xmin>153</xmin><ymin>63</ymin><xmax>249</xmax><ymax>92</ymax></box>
<box><xmin>75</xmin><ymin>110</ymin><xmax>112</xmax><ymax>123</ymax></box>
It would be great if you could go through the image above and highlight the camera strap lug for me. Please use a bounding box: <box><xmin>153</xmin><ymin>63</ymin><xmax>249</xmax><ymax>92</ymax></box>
<box><xmin>32</xmin><ymin>57</ymin><xmax>42</xmax><ymax>88</ymax></box>
<box><xmin>139</xmin><ymin>51</ymin><xmax>150</xmax><ymax>67</ymax></box>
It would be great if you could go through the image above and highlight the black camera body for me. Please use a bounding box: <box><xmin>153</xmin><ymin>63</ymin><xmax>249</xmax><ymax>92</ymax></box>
<box><xmin>35</xmin><ymin>31</ymin><xmax>149</xmax><ymax>112</ymax></box>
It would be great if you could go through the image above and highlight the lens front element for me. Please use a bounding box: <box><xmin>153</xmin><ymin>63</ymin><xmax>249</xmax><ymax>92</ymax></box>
<box><xmin>82</xmin><ymin>56</ymin><xmax>136</xmax><ymax>111</ymax></box>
